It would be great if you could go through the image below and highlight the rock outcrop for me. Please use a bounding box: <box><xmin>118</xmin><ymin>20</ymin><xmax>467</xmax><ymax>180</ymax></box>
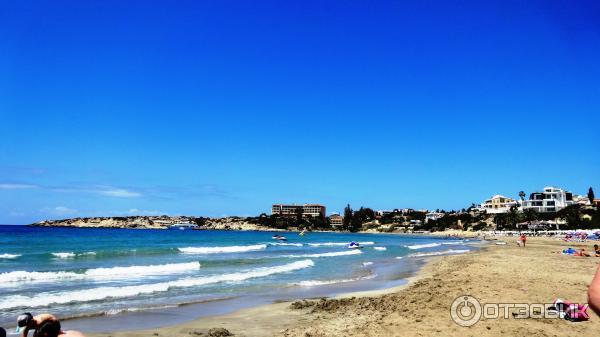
<box><xmin>29</xmin><ymin>215</ymin><xmax>279</xmax><ymax>231</ymax></box>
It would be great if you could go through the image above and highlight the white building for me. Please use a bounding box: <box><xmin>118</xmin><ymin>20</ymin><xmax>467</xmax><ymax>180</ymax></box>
<box><xmin>573</xmin><ymin>195</ymin><xmax>591</xmax><ymax>206</ymax></box>
<box><xmin>271</xmin><ymin>204</ymin><xmax>326</xmax><ymax>219</ymax></box>
<box><xmin>376</xmin><ymin>210</ymin><xmax>393</xmax><ymax>217</ymax></box>
<box><xmin>480</xmin><ymin>195</ymin><xmax>517</xmax><ymax>214</ymax></box>
<box><xmin>519</xmin><ymin>186</ymin><xmax>574</xmax><ymax>213</ymax></box>
<box><xmin>425</xmin><ymin>212</ymin><xmax>444</xmax><ymax>223</ymax></box>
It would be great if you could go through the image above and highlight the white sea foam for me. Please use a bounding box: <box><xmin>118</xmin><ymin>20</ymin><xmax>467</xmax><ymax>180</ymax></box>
<box><xmin>0</xmin><ymin>262</ymin><xmax>201</xmax><ymax>284</ymax></box>
<box><xmin>373</xmin><ymin>247</ymin><xmax>387</xmax><ymax>251</ymax></box>
<box><xmin>85</xmin><ymin>262</ymin><xmax>200</xmax><ymax>278</ymax></box>
<box><xmin>52</xmin><ymin>252</ymin><xmax>76</xmax><ymax>258</ymax></box>
<box><xmin>409</xmin><ymin>249</ymin><xmax>470</xmax><ymax>258</ymax></box>
<box><xmin>307</xmin><ymin>241</ymin><xmax>374</xmax><ymax>247</ymax></box>
<box><xmin>405</xmin><ymin>243</ymin><xmax>441</xmax><ymax>250</ymax></box>
<box><xmin>441</xmin><ymin>241</ymin><xmax>464</xmax><ymax>245</ymax></box>
<box><xmin>0</xmin><ymin>259</ymin><xmax>314</xmax><ymax>310</ymax></box>
<box><xmin>283</xmin><ymin>250</ymin><xmax>362</xmax><ymax>258</ymax></box>
<box><xmin>268</xmin><ymin>242</ymin><xmax>304</xmax><ymax>247</ymax></box>
<box><xmin>0</xmin><ymin>253</ymin><xmax>21</xmax><ymax>259</ymax></box>
<box><xmin>0</xmin><ymin>270</ymin><xmax>81</xmax><ymax>283</ymax></box>
<box><xmin>362</xmin><ymin>261</ymin><xmax>373</xmax><ymax>266</ymax></box>
<box><xmin>51</xmin><ymin>251</ymin><xmax>97</xmax><ymax>259</ymax></box>
<box><xmin>178</xmin><ymin>244</ymin><xmax>267</xmax><ymax>254</ymax></box>
<box><xmin>395</xmin><ymin>256</ymin><xmax>403</xmax><ymax>259</ymax></box>
<box><xmin>293</xmin><ymin>274</ymin><xmax>376</xmax><ymax>287</ymax></box>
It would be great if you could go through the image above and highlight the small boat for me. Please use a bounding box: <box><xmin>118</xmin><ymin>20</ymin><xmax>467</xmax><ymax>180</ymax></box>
<box><xmin>347</xmin><ymin>242</ymin><xmax>362</xmax><ymax>249</ymax></box>
<box><xmin>272</xmin><ymin>235</ymin><xmax>287</xmax><ymax>241</ymax></box>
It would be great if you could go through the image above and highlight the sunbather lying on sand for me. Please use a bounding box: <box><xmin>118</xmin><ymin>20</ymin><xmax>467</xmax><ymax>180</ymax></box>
<box><xmin>574</xmin><ymin>249</ymin><xmax>591</xmax><ymax>257</ymax></box>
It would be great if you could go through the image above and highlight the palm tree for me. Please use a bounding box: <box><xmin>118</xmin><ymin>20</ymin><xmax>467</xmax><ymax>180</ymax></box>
<box><xmin>519</xmin><ymin>191</ymin><xmax>526</xmax><ymax>201</ymax></box>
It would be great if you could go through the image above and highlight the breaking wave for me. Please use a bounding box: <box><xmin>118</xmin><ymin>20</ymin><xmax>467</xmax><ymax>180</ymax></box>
<box><xmin>293</xmin><ymin>274</ymin><xmax>376</xmax><ymax>287</ymax></box>
<box><xmin>0</xmin><ymin>262</ymin><xmax>201</xmax><ymax>284</ymax></box>
<box><xmin>178</xmin><ymin>244</ymin><xmax>267</xmax><ymax>254</ymax></box>
<box><xmin>282</xmin><ymin>250</ymin><xmax>362</xmax><ymax>258</ymax></box>
<box><xmin>268</xmin><ymin>242</ymin><xmax>304</xmax><ymax>247</ymax></box>
<box><xmin>0</xmin><ymin>260</ymin><xmax>314</xmax><ymax>310</ymax></box>
<box><xmin>307</xmin><ymin>241</ymin><xmax>374</xmax><ymax>247</ymax></box>
<box><xmin>409</xmin><ymin>249</ymin><xmax>470</xmax><ymax>258</ymax></box>
<box><xmin>0</xmin><ymin>253</ymin><xmax>21</xmax><ymax>259</ymax></box>
<box><xmin>405</xmin><ymin>243</ymin><xmax>442</xmax><ymax>250</ymax></box>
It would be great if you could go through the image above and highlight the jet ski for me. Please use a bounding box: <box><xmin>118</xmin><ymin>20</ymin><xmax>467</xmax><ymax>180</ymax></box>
<box><xmin>347</xmin><ymin>241</ymin><xmax>362</xmax><ymax>249</ymax></box>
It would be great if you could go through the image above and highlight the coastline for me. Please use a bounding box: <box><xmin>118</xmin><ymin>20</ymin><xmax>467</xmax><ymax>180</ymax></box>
<box><xmin>87</xmin><ymin>252</ymin><xmax>439</xmax><ymax>337</ymax></box>
<box><xmin>88</xmin><ymin>237</ymin><xmax>600</xmax><ymax>337</ymax></box>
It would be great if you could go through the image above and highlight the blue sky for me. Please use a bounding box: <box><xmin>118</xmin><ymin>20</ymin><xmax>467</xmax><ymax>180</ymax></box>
<box><xmin>1</xmin><ymin>0</ymin><xmax>599</xmax><ymax>224</ymax></box>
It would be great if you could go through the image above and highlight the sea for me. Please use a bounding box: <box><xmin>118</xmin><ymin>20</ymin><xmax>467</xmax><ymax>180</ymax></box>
<box><xmin>0</xmin><ymin>225</ymin><xmax>476</xmax><ymax>333</ymax></box>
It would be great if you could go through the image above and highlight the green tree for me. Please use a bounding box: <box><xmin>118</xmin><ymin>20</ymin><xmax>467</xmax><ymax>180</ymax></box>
<box><xmin>295</xmin><ymin>207</ymin><xmax>303</xmax><ymax>224</ymax></box>
<box><xmin>343</xmin><ymin>204</ymin><xmax>353</xmax><ymax>230</ymax></box>
<box><xmin>557</xmin><ymin>204</ymin><xmax>582</xmax><ymax>229</ymax></box>
<box><xmin>522</xmin><ymin>208</ymin><xmax>539</xmax><ymax>222</ymax></box>
<box><xmin>519</xmin><ymin>191</ymin><xmax>526</xmax><ymax>201</ymax></box>
<box><xmin>589</xmin><ymin>187</ymin><xmax>595</xmax><ymax>205</ymax></box>
<box><xmin>363</xmin><ymin>208</ymin><xmax>376</xmax><ymax>221</ymax></box>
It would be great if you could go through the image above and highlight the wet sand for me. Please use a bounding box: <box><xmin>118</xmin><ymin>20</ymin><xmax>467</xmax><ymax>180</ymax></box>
<box><xmin>91</xmin><ymin>237</ymin><xmax>600</xmax><ymax>337</ymax></box>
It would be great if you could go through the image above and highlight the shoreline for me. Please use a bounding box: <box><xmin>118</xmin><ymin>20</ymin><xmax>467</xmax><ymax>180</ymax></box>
<box><xmin>85</xmin><ymin>250</ymin><xmax>459</xmax><ymax>337</ymax></box>
<box><xmin>89</xmin><ymin>237</ymin><xmax>600</xmax><ymax>337</ymax></box>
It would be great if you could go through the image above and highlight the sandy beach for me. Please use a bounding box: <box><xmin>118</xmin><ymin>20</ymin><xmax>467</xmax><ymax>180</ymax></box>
<box><xmin>87</xmin><ymin>237</ymin><xmax>600</xmax><ymax>337</ymax></box>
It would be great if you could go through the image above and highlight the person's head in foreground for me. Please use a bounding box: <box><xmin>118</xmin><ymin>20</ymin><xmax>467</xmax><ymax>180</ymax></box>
<box><xmin>1</xmin><ymin>327</ymin><xmax>7</xmax><ymax>337</ymax></box>
<box><xmin>17</xmin><ymin>313</ymin><xmax>35</xmax><ymax>332</ymax></box>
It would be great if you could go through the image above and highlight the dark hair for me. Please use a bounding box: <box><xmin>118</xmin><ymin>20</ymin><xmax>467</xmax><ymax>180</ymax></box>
<box><xmin>33</xmin><ymin>320</ymin><xmax>61</xmax><ymax>337</ymax></box>
<box><xmin>17</xmin><ymin>313</ymin><xmax>34</xmax><ymax>327</ymax></box>
<box><xmin>0</xmin><ymin>327</ymin><xmax>6</xmax><ymax>337</ymax></box>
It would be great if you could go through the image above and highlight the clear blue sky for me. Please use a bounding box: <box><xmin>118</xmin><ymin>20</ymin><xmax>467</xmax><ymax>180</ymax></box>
<box><xmin>1</xmin><ymin>0</ymin><xmax>599</xmax><ymax>224</ymax></box>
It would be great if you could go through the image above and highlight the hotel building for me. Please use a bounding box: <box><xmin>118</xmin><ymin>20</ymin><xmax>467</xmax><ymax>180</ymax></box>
<box><xmin>271</xmin><ymin>204</ymin><xmax>326</xmax><ymax>219</ymax></box>
<box><xmin>329</xmin><ymin>213</ymin><xmax>343</xmax><ymax>227</ymax></box>
<box><xmin>519</xmin><ymin>186</ymin><xmax>574</xmax><ymax>213</ymax></box>
<box><xmin>425</xmin><ymin>212</ymin><xmax>444</xmax><ymax>223</ymax></box>
<box><xmin>480</xmin><ymin>195</ymin><xmax>517</xmax><ymax>214</ymax></box>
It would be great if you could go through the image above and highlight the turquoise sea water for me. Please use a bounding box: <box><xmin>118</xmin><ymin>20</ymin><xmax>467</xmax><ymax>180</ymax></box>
<box><xmin>0</xmin><ymin>225</ymin><xmax>475</xmax><ymax>331</ymax></box>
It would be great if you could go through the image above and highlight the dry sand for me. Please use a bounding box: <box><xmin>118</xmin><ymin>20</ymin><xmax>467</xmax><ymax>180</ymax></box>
<box><xmin>92</xmin><ymin>237</ymin><xmax>600</xmax><ymax>337</ymax></box>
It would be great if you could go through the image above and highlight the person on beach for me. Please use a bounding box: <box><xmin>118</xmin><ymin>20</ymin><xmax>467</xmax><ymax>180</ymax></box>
<box><xmin>17</xmin><ymin>313</ymin><xmax>86</xmax><ymax>337</ymax></box>
<box><xmin>574</xmin><ymin>249</ymin><xmax>590</xmax><ymax>257</ymax></box>
<box><xmin>589</xmin><ymin>264</ymin><xmax>600</xmax><ymax>316</ymax></box>
<box><xmin>520</xmin><ymin>233</ymin><xmax>527</xmax><ymax>247</ymax></box>
<box><xmin>594</xmin><ymin>244</ymin><xmax>600</xmax><ymax>257</ymax></box>
<box><xmin>17</xmin><ymin>313</ymin><xmax>57</xmax><ymax>337</ymax></box>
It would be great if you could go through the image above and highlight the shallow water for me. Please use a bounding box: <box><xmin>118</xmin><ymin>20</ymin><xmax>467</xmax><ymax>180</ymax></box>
<box><xmin>0</xmin><ymin>225</ymin><xmax>475</xmax><ymax>331</ymax></box>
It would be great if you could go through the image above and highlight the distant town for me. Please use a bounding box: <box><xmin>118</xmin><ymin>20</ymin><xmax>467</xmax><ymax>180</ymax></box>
<box><xmin>268</xmin><ymin>186</ymin><xmax>599</xmax><ymax>232</ymax></box>
<box><xmin>32</xmin><ymin>185</ymin><xmax>600</xmax><ymax>233</ymax></box>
